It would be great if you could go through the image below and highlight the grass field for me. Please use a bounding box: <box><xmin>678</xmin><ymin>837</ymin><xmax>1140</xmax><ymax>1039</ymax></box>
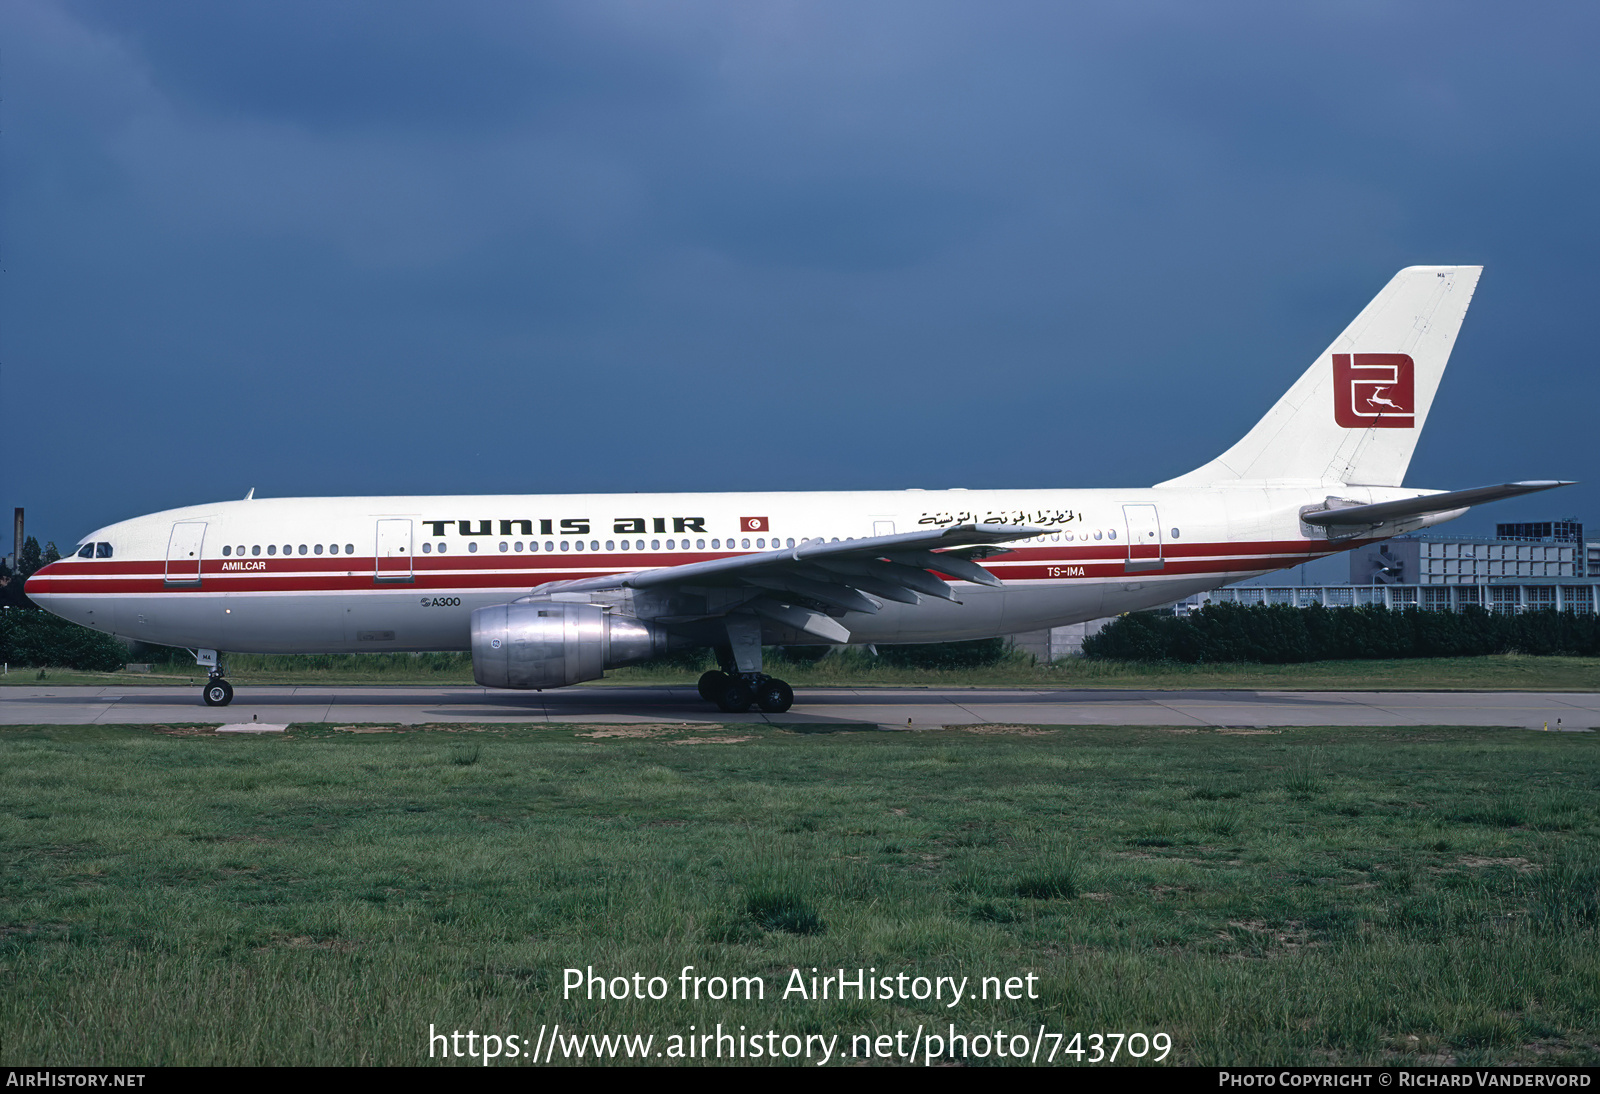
<box><xmin>1</xmin><ymin>721</ymin><xmax>1596</xmax><ymax>1066</ymax></box>
<box><xmin>6</xmin><ymin>650</ymin><xmax>1600</xmax><ymax>691</ymax></box>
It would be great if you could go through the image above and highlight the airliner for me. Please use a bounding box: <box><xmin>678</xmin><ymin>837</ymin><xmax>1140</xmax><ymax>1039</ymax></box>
<box><xmin>26</xmin><ymin>266</ymin><xmax>1570</xmax><ymax>712</ymax></box>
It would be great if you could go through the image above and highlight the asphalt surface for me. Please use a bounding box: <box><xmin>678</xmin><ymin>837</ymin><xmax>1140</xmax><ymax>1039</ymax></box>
<box><xmin>2</xmin><ymin>684</ymin><xmax>1597</xmax><ymax>730</ymax></box>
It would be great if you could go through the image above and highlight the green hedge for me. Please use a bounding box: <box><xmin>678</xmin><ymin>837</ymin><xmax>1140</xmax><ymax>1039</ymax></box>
<box><xmin>875</xmin><ymin>637</ymin><xmax>1009</xmax><ymax>669</ymax></box>
<box><xmin>0</xmin><ymin>608</ymin><xmax>129</xmax><ymax>672</ymax></box>
<box><xmin>1083</xmin><ymin>603</ymin><xmax>1600</xmax><ymax>663</ymax></box>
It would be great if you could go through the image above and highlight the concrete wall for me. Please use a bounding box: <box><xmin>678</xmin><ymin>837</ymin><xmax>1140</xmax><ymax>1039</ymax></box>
<box><xmin>1009</xmin><ymin>617</ymin><xmax>1121</xmax><ymax>661</ymax></box>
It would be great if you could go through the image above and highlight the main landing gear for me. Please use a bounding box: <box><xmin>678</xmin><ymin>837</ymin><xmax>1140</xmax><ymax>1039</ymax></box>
<box><xmin>699</xmin><ymin>613</ymin><xmax>795</xmax><ymax>713</ymax></box>
<box><xmin>196</xmin><ymin>648</ymin><xmax>234</xmax><ymax>707</ymax></box>
<box><xmin>697</xmin><ymin>670</ymin><xmax>794</xmax><ymax>714</ymax></box>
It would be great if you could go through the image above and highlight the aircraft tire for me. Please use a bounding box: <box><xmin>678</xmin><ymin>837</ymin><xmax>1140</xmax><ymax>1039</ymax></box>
<box><xmin>755</xmin><ymin>679</ymin><xmax>794</xmax><ymax>713</ymax></box>
<box><xmin>203</xmin><ymin>680</ymin><xmax>234</xmax><ymax>707</ymax></box>
<box><xmin>697</xmin><ymin>670</ymin><xmax>733</xmax><ymax>702</ymax></box>
<box><xmin>716</xmin><ymin>680</ymin><xmax>754</xmax><ymax>713</ymax></box>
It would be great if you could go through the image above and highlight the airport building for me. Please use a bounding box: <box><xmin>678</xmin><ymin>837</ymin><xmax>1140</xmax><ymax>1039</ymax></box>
<box><xmin>1206</xmin><ymin>580</ymin><xmax>1599</xmax><ymax>614</ymax></box>
<box><xmin>1349</xmin><ymin>520</ymin><xmax>1588</xmax><ymax>585</ymax></box>
<box><xmin>1231</xmin><ymin>517</ymin><xmax>1600</xmax><ymax>615</ymax></box>
<box><xmin>1014</xmin><ymin>517</ymin><xmax>1600</xmax><ymax>660</ymax></box>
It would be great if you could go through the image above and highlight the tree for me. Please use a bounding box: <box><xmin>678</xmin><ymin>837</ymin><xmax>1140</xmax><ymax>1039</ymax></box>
<box><xmin>18</xmin><ymin>536</ymin><xmax>43</xmax><ymax>579</ymax></box>
<box><xmin>0</xmin><ymin>608</ymin><xmax>128</xmax><ymax>671</ymax></box>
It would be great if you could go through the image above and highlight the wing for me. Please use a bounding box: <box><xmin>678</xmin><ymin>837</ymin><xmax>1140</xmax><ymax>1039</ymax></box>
<box><xmin>547</xmin><ymin>523</ymin><xmax>1043</xmax><ymax>643</ymax></box>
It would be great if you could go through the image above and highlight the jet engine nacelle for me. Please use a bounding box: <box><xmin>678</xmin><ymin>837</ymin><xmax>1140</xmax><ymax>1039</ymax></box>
<box><xmin>470</xmin><ymin>599</ymin><xmax>675</xmax><ymax>689</ymax></box>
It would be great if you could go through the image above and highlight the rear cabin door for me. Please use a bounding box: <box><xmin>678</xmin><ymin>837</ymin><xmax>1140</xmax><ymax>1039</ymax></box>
<box><xmin>1123</xmin><ymin>504</ymin><xmax>1164</xmax><ymax>573</ymax></box>
<box><xmin>164</xmin><ymin>522</ymin><xmax>207</xmax><ymax>586</ymax></box>
<box><xmin>375</xmin><ymin>519</ymin><xmax>414</xmax><ymax>583</ymax></box>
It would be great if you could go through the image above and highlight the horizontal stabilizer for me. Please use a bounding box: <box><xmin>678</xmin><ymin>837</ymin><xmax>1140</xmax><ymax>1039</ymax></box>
<box><xmin>1301</xmin><ymin>480</ymin><xmax>1575</xmax><ymax>528</ymax></box>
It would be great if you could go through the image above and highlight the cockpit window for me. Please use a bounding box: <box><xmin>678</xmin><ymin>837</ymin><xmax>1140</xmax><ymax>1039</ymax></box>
<box><xmin>97</xmin><ymin>543</ymin><xmax>112</xmax><ymax>558</ymax></box>
<box><xmin>77</xmin><ymin>543</ymin><xmax>94</xmax><ymax>559</ymax></box>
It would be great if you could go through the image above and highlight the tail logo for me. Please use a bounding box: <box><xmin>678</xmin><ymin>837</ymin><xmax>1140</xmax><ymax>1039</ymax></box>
<box><xmin>1333</xmin><ymin>353</ymin><xmax>1414</xmax><ymax>428</ymax></box>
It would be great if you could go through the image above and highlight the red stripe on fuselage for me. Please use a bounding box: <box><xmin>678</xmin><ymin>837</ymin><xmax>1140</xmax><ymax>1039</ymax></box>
<box><xmin>27</xmin><ymin>536</ymin><xmax>1366</xmax><ymax>598</ymax></box>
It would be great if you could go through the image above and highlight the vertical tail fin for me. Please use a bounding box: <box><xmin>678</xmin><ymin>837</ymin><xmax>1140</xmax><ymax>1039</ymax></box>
<box><xmin>1157</xmin><ymin>265</ymin><xmax>1482</xmax><ymax>488</ymax></box>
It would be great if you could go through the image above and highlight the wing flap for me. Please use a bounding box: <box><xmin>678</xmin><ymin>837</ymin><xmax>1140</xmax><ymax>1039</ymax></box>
<box><xmin>744</xmin><ymin>573</ymin><xmax>883</xmax><ymax>615</ymax></box>
<box><xmin>748</xmin><ymin>598</ymin><xmax>853</xmax><ymax>643</ymax></box>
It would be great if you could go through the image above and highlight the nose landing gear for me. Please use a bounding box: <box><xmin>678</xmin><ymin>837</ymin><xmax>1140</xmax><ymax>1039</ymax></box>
<box><xmin>203</xmin><ymin>673</ymin><xmax>234</xmax><ymax>707</ymax></box>
<box><xmin>194</xmin><ymin>649</ymin><xmax>233</xmax><ymax>707</ymax></box>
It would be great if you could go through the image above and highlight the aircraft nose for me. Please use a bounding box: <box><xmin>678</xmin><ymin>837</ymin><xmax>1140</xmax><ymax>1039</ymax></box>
<box><xmin>21</xmin><ymin>559</ymin><xmax>68</xmax><ymax>608</ymax></box>
<box><xmin>21</xmin><ymin>567</ymin><xmax>49</xmax><ymax>604</ymax></box>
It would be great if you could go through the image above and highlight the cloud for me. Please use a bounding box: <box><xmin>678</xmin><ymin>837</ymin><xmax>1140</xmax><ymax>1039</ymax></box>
<box><xmin>2</xmin><ymin>0</ymin><xmax>1596</xmax><ymax>540</ymax></box>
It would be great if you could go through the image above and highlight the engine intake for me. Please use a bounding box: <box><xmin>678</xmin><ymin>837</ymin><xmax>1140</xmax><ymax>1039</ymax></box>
<box><xmin>471</xmin><ymin>600</ymin><xmax>674</xmax><ymax>689</ymax></box>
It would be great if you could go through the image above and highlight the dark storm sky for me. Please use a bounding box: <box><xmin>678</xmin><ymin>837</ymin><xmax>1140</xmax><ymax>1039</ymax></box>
<box><xmin>4</xmin><ymin>1</ymin><xmax>1596</xmax><ymax>564</ymax></box>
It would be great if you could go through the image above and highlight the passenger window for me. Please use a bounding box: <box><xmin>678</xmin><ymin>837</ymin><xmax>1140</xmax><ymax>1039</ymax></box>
<box><xmin>574</xmin><ymin>541</ymin><xmax>585</xmax><ymax>551</ymax></box>
<box><xmin>696</xmin><ymin>539</ymin><xmax>705</xmax><ymax>550</ymax></box>
<box><xmin>223</xmin><ymin>546</ymin><xmax>232</xmax><ymax>556</ymax></box>
<box><xmin>757</xmin><ymin>538</ymin><xmax>765</xmax><ymax>548</ymax></box>
<box><xmin>1171</xmin><ymin>528</ymin><xmax>1180</xmax><ymax>539</ymax></box>
<box><xmin>635</xmin><ymin>540</ymin><xmax>644</xmax><ymax>550</ymax></box>
<box><xmin>590</xmin><ymin>540</ymin><xmax>599</xmax><ymax>551</ymax></box>
<box><xmin>345</xmin><ymin>544</ymin><xmax>353</xmax><ymax>554</ymax></box>
<box><xmin>711</xmin><ymin>539</ymin><xmax>720</xmax><ymax>549</ymax></box>
<box><xmin>544</xmin><ymin>541</ymin><xmax>554</xmax><ymax>552</ymax></box>
<box><xmin>529</xmin><ymin>542</ymin><xmax>539</xmax><ymax>553</ymax></box>
<box><xmin>1093</xmin><ymin>531</ymin><xmax>1102</xmax><ymax>541</ymax></box>
<box><xmin>298</xmin><ymin>545</ymin><xmax>308</xmax><ymax>555</ymax></box>
<box><xmin>283</xmin><ymin>545</ymin><xmax>292</xmax><ymax>555</ymax></box>
<box><xmin>499</xmin><ymin>541</ymin><xmax>508</xmax><ymax>552</ymax></box>
<box><xmin>606</xmin><ymin>540</ymin><xmax>615</xmax><ymax>551</ymax></box>
<box><xmin>786</xmin><ymin>538</ymin><xmax>795</xmax><ymax>548</ymax></box>
<box><xmin>651</xmin><ymin>540</ymin><xmax>660</xmax><ymax>551</ymax></box>
<box><xmin>251</xmin><ymin>545</ymin><xmax>260</xmax><ymax>556</ymax></box>
<box><xmin>422</xmin><ymin>543</ymin><xmax>432</xmax><ymax>553</ymax></box>
<box><xmin>314</xmin><ymin>544</ymin><xmax>323</xmax><ymax>555</ymax></box>
<box><xmin>78</xmin><ymin>543</ymin><xmax>94</xmax><ymax>558</ymax></box>
<box><xmin>514</xmin><ymin>541</ymin><xmax>524</xmax><ymax>552</ymax></box>
<box><xmin>468</xmin><ymin>542</ymin><xmax>478</xmax><ymax>553</ymax></box>
<box><xmin>267</xmin><ymin>545</ymin><xmax>277</xmax><ymax>555</ymax></box>
<box><xmin>741</xmin><ymin>538</ymin><xmax>750</xmax><ymax>549</ymax></box>
<box><xmin>1108</xmin><ymin>530</ymin><xmax>1117</xmax><ymax>540</ymax></box>
<box><xmin>560</xmin><ymin>541</ymin><xmax>569</xmax><ymax>552</ymax></box>
<box><xmin>328</xmin><ymin>544</ymin><xmax>338</xmax><ymax>555</ymax></box>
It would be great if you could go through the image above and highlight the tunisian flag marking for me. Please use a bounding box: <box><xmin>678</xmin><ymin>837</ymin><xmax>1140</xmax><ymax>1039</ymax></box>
<box><xmin>741</xmin><ymin>517</ymin><xmax>769</xmax><ymax>532</ymax></box>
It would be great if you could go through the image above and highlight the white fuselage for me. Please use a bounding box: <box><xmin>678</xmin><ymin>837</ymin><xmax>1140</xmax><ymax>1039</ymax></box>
<box><xmin>25</xmin><ymin>484</ymin><xmax>1438</xmax><ymax>654</ymax></box>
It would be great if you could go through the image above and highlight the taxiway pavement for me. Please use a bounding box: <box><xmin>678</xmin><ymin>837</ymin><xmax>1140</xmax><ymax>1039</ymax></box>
<box><xmin>2</xmin><ymin>685</ymin><xmax>1596</xmax><ymax>730</ymax></box>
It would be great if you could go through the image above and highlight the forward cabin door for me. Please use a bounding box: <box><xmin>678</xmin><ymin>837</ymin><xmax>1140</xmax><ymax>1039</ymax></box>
<box><xmin>375</xmin><ymin>519</ymin><xmax>414</xmax><ymax>583</ymax></box>
<box><xmin>1123</xmin><ymin>504</ymin><xmax>1164</xmax><ymax>573</ymax></box>
<box><xmin>164</xmin><ymin>522</ymin><xmax>207</xmax><ymax>586</ymax></box>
